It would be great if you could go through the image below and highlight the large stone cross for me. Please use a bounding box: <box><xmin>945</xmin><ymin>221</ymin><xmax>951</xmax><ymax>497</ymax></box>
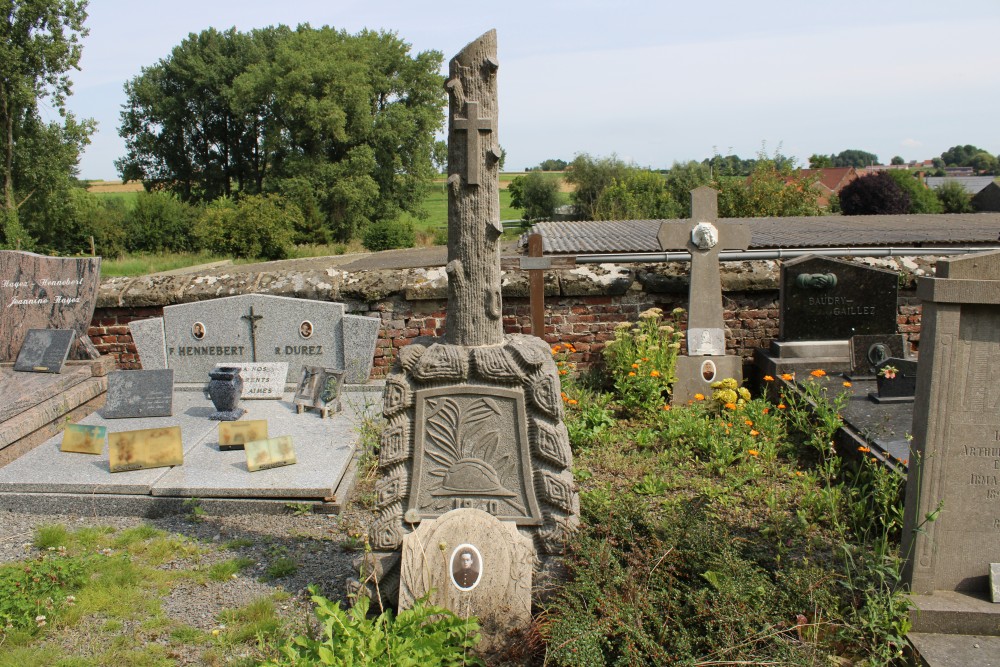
<box><xmin>453</xmin><ymin>100</ymin><xmax>495</xmax><ymax>186</ymax></box>
<box><xmin>658</xmin><ymin>186</ymin><xmax>751</xmax><ymax>356</ymax></box>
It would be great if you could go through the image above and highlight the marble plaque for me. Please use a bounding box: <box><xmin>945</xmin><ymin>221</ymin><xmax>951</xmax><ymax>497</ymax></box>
<box><xmin>245</xmin><ymin>436</ymin><xmax>296</xmax><ymax>472</ymax></box>
<box><xmin>218</xmin><ymin>420</ymin><xmax>268</xmax><ymax>451</ymax></box>
<box><xmin>399</xmin><ymin>508</ymin><xmax>533</xmax><ymax>651</ymax></box>
<box><xmin>408</xmin><ymin>386</ymin><xmax>542</xmax><ymax>525</ymax></box>
<box><xmin>780</xmin><ymin>255</ymin><xmax>898</xmax><ymax>341</ymax></box>
<box><xmin>61</xmin><ymin>424</ymin><xmax>107</xmax><ymax>455</ymax></box>
<box><xmin>215</xmin><ymin>362</ymin><xmax>287</xmax><ymax>399</ymax></box>
<box><xmin>103</xmin><ymin>370</ymin><xmax>174</xmax><ymax>418</ymax></box>
<box><xmin>13</xmin><ymin>329</ymin><xmax>75</xmax><ymax>373</ymax></box>
<box><xmin>109</xmin><ymin>426</ymin><xmax>183</xmax><ymax>473</ymax></box>
<box><xmin>0</xmin><ymin>251</ymin><xmax>101</xmax><ymax>361</ymax></box>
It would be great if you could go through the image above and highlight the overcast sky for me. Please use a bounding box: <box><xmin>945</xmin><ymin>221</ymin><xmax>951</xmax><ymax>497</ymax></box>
<box><xmin>59</xmin><ymin>0</ymin><xmax>1000</xmax><ymax>179</ymax></box>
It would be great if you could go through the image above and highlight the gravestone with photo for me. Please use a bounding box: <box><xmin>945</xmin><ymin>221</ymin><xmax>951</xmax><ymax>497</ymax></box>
<box><xmin>902</xmin><ymin>249</ymin><xmax>1000</xmax><ymax>637</ymax></box>
<box><xmin>658</xmin><ymin>186</ymin><xmax>750</xmax><ymax>403</ymax></box>
<box><xmin>357</xmin><ymin>32</ymin><xmax>578</xmax><ymax>627</ymax></box>
<box><xmin>848</xmin><ymin>333</ymin><xmax>906</xmax><ymax>379</ymax></box>
<box><xmin>755</xmin><ymin>254</ymin><xmax>900</xmax><ymax>379</ymax></box>
<box><xmin>128</xmin><ymin>294</ymin><xmax>379</xmax><ymax>385</ymax></box>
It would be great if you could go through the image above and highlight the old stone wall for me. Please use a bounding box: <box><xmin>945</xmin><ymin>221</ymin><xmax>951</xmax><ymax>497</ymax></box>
<box><xmin>88</xmin><ymin>257</ymin><xmax>928</xmax><ymax>378</ymax></box>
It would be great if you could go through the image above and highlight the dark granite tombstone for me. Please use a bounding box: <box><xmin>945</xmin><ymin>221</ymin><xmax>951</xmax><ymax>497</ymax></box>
<box><xmin>13</xmin><ymin>329</ymin><xmax>75</xmax><ymax>373</ymax></box>
<box><xmin>0</xmin><ymin>251</ymin><xmax>101</xmax><ymax>360</ymax></box>
<box><xmin>849</xmin><ymin>334</ymin><xmax>906</xmax><ymax>378</ymax></box>
<box><xmin>102</xmin><ymin>370</ymin><xmax>175</xmax><ymax>418</ymax></box>
<box><xmin>780</xmin><ymin>255</ymin><xmax>898</xmax><ymax>341</ymax></box>
<box><xmin>869</xmin><ymin>357</ymin><xmax>917</xmax><ymax>403</ymax></box>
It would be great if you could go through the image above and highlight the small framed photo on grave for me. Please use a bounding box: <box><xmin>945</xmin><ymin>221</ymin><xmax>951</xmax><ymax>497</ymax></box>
<box><xmin>13</xmin><ymin>328</ymin><xmax>75</xmax><ymax>373</ymax></box>
<box><xmin>449</xmin><ymin>543</ymin><xmax>483</xmax><ymax>591</ymax></box>
<box><xmin>293</xmin><ymin>366</ymin><xmax>345</xmax><ymax>418</ymax></box>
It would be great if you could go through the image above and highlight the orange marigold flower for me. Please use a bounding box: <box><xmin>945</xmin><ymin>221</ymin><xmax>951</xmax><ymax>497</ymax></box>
<box><xmin>750</xmin><ymin>430</ymin><xmax>760</xmax><ymax>436</ymax></box>
<box><xmin>628</xmin><ymin>371</ymin><xmax>636</xmax><ymax>377</ymax></box>
<box><xmin>780</xmin><ymin>373</ymin><xmax>794</xmax><ymax>381</ymax></box>
<box><xmin>871</xmin><ymin>457</ymin><xmax>877</xmax><ymax>462</ymax></box>
<box><xmin>727</xmin><ymin>423</ymin><xmax>733</xmax><ymax>428</ymax></box>
<box><xmin>641</xmin><ymin>357</ymin><xmax>649</xmax><ymax>362</ymax></box>
<box><xmin>858</xmin><ymin>446</ymin><xmax>871</xmax><ymax>453</ymax></box>
<box><xmin>694</xmin><ymin>393</ymin><xmax>705</xmax><ymax>401</ymax></box>
<box><xmin>810</xmin><ymin>369</ymin><xmax>826</xmax><ymax>377</ymax></box>
<box><xmin>762</xmin><ymin>408</ymin><xmax>770</xmax><ymax>414</ymax></box>
<box><xmin>551</xmin><ymin>345</ymin><xmax>561</xmax><ymax>354</ymax></box>
<box><xmin>724</xmin><ymin>402</ymin><xmax>737</xmax><ymax>410</ymax></box>
<box><xmin>901</xmin><ymin>459</ymin><xmax>908</xmax><ymax>466</ymax></box>
<box><xmin>567</xmin><ymin>399</ymin><xmax>578</xmax><ymax>405</ymax></box>
<box><xmin>565</xmin><ymin>343</ymin><xmax>577</xmax><ymax>352</ymax></box>
<box><xmin>662</xmin><ymin>404</ymin><xmax>671</xmax><ymax>411</ymax></box>
<box><xmin>843</xmin><ymin>381</ymin><xmax>853</xmax><ymax>388</ymax></box>
<box><xmin>795</xmin><ymin>471</ymin><xmax>804</xmax><ymax>477</ymax></box>
<box><xmin>561</xmin><ymin>392</ymin><xmax>568</xmax><ymax>399</ymax></box>
<box><xmin>631</xmin><ymin>363</ymin><xmax>639</xmax><ymax>369</ymax></box>
<box><xmin>777</xmin><ymin>403</ymin><xmax>787</xmax><ymax>410</ymax></box>
<box><xmin>748</xmin><ymin>449</ymin><xmax>759</xmax><ymax>457</ymax></box>
<box><xmin>744</xmin><ymin>419</ymin><xmax>754</xmax><ymax>426</ymax></box>
<box><xmin>763</xmin><ymin>375</ymin><xmax>774</xmax><ymax>382</ymax></box>
<box><xmin>559</xmin><ymin>370</ymin><xmax>568</xmax><ymax>375</ymax></box>
<box><xmin>650</xmin><ymin>370</ymin><xmax>661</xmax><ymax>377</ymax></box>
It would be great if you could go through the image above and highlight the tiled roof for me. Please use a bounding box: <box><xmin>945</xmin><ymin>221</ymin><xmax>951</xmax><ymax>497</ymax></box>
<box><xmin>523</xmin><ymin>213</ymin><xmax>1000</xmax><ymax>254</ymax></box>
<box><xmin>924</xmin><ymin>176</ymin><xmax>997</xmax><ymax>194</ymax></box>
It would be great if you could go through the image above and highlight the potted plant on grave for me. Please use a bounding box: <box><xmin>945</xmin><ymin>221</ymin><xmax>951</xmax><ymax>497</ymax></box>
<box><xmin>875</xmin><ymin>358</ymin><xmax>917</xmax><ymax>398</ymax></box>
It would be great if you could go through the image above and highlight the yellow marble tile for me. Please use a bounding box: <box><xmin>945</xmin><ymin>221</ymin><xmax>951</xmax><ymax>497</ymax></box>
<box><xmin>109</xmin><ymin>426</ymin><xmax>183</xmax><ymax>473</ymax></box>
<box><xmin>218</xmin><ymin>420</ymin><xmax>268</xmax><ymax>450</ymax></box>
<box><xmin>245</xmin><ymin>436</ymin><xmax>296</xmax><ymax>472</ymax></box>
<box><xmin>61</xmin><ymin>424</ymin><xmax>107</xmax><ymax>455</ymax></box>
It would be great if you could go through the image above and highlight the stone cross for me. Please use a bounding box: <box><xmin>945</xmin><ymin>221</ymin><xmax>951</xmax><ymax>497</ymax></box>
<box><xmin>658</xmin><ymin>186</ymin><xmax>751</xmax><ymax>356</ymax></box>
<box><xmin>241</xmin><ymin>306</ymin><xmax>264</xmax><ymax>362</ymax></box>
<box><xmin>453</xmin><ymin>100</ymin><xmax>495</xmax><ymax>186</ymax></box>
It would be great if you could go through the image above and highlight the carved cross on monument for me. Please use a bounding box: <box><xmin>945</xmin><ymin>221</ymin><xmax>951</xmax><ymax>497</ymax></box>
<box><xmin>241</xmin><ymin>306</ymin><xmax>264</xmax><ymax>362</ymax></box>
<box><xmin>453</xmin><ymin>100</ymin><xmax>496</xmax><ymax>186</ymax></box>
<box><xmin>658</xmin><ymin>186</ymin><xmax>751</xmax><ymax>402</ymax></box>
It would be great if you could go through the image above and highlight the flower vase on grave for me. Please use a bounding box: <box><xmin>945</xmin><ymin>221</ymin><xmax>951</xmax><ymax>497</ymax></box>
<box><xmin>208</xmin><ymin>367</ymin><xmax>246</xmax><ymax>421</ymax></box>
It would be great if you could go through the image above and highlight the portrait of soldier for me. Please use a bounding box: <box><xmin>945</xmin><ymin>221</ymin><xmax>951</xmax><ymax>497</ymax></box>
<box><xmin>451</xmin><ymin>545</ymin><xmax>481</xmax><ymax>590</ymax></box>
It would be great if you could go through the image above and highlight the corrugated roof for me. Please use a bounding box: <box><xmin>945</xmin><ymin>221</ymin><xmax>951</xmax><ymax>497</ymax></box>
<box><xmin>925</xmin><ymin>176</ymin><xmax>996</xmax><ymax>194</ymax></box>
<box><xmin>523</xmin><ymin>213</ymin><xmax>1000</xmax><ymax>254</ymax></box>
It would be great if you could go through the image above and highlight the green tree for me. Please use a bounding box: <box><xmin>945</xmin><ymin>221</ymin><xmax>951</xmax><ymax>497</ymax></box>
<box><xmin>935</xmin><ymin>180</ymin><xmax>974</xmax><ymax>213</ymax></box>
<box><xmin>664</xmin><ymin>161</ymin><xmax>712</xmax><ymax>217</ymax></box>
<box><xmin>118</xmin><ymin>25</ymin><xmax>445</xmax><ymax>242</ymax></box>
<box><xmin>716</xmin><ymin>158</ymin><xmax>822</xmax><ymax>218</ymax></box>
<box><xmin>508</xmin><ymin>171</ymin><xmax>560</xmax><ymax>222</ymax></box>
<box><xmin>941</xmin><ymin>144</ymin><xmax>986</xmax><ymax>166</ymax></box>
<box><xmin>193</xmin><ymin>194</ymin><xmax>297</xmax><ymax>259</ymax></box>
<box><xmin>0</xmin><ymin>0</ymin><xmax>92</xmax><ymax>248</ymax></box>
<box><xmin>537</xmin><ymin>158</ymin><xmax>567</xmax><ymax>171</ymax></box>
<box><xmin>890</xmin><ymin>156</ymin><xmax>905</xmax><ymax>165</ymax></box>
<box><xmin>124</xmin><ymin>190</ymin><xmax>198</xmax><ymax>253</ymax></box>
<box><xmin>885</xmin><ymin>170</ymin><xmax>941</xmax><ymax>214</ymax></box>
<box><xmin>564</xmin><ymin>154</ymin><xmax>633</xmax><ymax>219</ymax></box>
<box><xmin>808</xmin><ymin>154</ymin><xmax>833</xmax><ymax>169</ymax></box>
<box><xmin>831</xmin><ymin>149</ymin><xmax>879</xmax><ymax>168</ymax></box>
<box><xmin>594</xmin><ymin>169</ymin><xmax>683</xmax><ymax>220</ymax></box>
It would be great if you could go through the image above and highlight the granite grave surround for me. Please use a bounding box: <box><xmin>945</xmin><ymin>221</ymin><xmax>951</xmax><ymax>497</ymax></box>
<box><xmin>129</xmin><ymin>294</ymin><xmax>379</xmax><ymax>385</ymax></box>
<box><xmin>902</xmin><ymin>250</ymin><xmax>1000</xmax><ymax>640</ymax></box>
<box><xmin>0</xmin><ymin>390</ymin><xmax>376</xmax><ymax>515</ymax></box>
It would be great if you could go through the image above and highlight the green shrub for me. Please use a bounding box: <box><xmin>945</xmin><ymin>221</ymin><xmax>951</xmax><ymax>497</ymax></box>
<box><xmin>264</xmin><ymin>589</ymin><xmax>481</xmax><ymax>666</ymax></box>
<box><xmin>936</xmin><ymin>180</ymin><xmax>974</xmax><ymax>213</ymax></box>
<box><xmin>124</xmin><ymin>190</ymin><xmax>198</xmax><ymax>252</ymax></box>
<box><xmin>193</xmin><ymin>194</ymin><xmax>298</xmax><ymax>260</ymax></box>
<box><xmin>0</xmin><ymin>552</ymin><xmax>89</xmax><ymax>634</ymax></box>
<box><xmin>362</xmin><ymin>218</ymin><xmax>415</xmax><ymax>252</ymax></box>
<box><xmin>601</xmin><ymin>307</ymin><xmax>684</xmax><ymax>414</ymax></box>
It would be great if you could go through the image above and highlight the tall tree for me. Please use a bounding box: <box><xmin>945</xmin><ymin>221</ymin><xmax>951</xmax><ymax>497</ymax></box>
<box><xmin>0</xmin><ymin>0</ymin><xmax>91</xmax><ymax>248</ymax></box>
<box><xmin>831</xmin><ymin>149</ymin><xmax>879</xmax><ymax>168</ymax></box>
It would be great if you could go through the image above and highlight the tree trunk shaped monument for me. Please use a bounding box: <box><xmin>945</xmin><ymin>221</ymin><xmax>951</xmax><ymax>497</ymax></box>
<box><xmin>354</xmin><ymin>33</ymin><xmax>579</xmax><ymax>639</ymax></box>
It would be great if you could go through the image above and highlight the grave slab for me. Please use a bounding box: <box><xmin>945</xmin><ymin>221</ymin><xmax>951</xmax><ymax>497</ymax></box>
<box><xmin>129</xmin><ymin>317</ymin><xmax>166</xmax><ymax>369</ymax></box>
<box><xmin>103</xmin><ymin>370</ymin><xmax>174</xmax><ymax>418</ymax></box>
<box><xmin>909</xmin><ymin>633</ymin><xmax>1000</xmax><ymax>667</ymax></box>
<box><xmin>0</xmin><ymin>365</ymin><xmax>92</xmax><ymax>422</ymax></box>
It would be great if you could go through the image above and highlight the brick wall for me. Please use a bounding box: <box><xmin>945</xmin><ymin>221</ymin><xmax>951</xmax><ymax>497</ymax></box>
<box><xmin>89</xmin><ymin>285</ymin><xmax>922</xmax><ymax>379</ymax></box>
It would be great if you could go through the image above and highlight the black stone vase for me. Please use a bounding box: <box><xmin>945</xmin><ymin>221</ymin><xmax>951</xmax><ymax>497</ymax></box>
<box><xmin>208</xmin><ymin>367</ymin><xmax>246</xmax><ymax>421</ymax></box>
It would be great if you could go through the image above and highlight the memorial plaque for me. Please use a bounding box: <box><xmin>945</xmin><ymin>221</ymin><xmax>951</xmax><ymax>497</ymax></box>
<box><xmin>245</xmin><ymin>436</ymin><xmax>296</xmax><ymax>472</ymax></box>
<box><xmin>215</xmin><ymin>362</ymin><xmax>287</xmax><ymax>399</ymax></box>
<box><xmin>780</xmin><ymin>255</ymin><xmax>898</xmax><ymax>341</ymax></box>
<box><xmin>102</xmin><ymin>370</ymin><xmax>174</xmax><ymax>418</ymax></box>
<box><xmin>399</xmin><ymin>509</ymin><xmax>533</xmax><ymax>651</ymax></box>
<box><xmin>13</xmin><ymin>329</ymin><xmax>75</xmax><ymax>373</ymax></box>
<box><xmin>218</xmin><ymin>420</ymin><xmax>268</xmax><ymax>451</ymax></box>
<box><xmin>109</xmin><ymin>426</ymin><xmax>183</xmax><ymax>473</ymax></box>
<box><xmin>293</xmin><ymin>366</ymin><xmax>344</xmax><ymax>416</ymax></box>
<box><xmin>849</xmin><ymin>334</ymin><xmax>906</xmax><ymax>377</ymax></box>
<box><xmin>0</xmin><ymin>250</ymin><xmax>101</xmax><ymax>361</ymax></box>
<box><xmin>61</xmin><ymin>424</ymin><xmax>107</xmax><ymax>455</ymax></box>
<box><xmin>870</xmin><ymin>357</ymin><xmax>918</xmax><ymax>403</ymax></box>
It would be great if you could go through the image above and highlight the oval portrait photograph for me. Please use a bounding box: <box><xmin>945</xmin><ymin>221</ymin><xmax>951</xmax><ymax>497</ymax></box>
<box><xmin>449</xmin><ymin>543</ymin><xmax>483</xmax><ymax>591</ymax></box>
<box><xmin>192</xmin><ymin>322</ymin><xmax>206</xmax><ymax>340</ymax></box>
<box><xmin>299</xmin><ymin>320</ymin><xmax>313</xmax><ymax>339</ymax></box>
<box><xmin>701</xmin><ymin>359</ymin><xmax>716</xmax><ymax>382</ymax></box>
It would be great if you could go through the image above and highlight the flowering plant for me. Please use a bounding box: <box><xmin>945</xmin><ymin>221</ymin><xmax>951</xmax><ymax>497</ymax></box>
<box><xmin>878</xmin><ymin>365</ymin><xmax>898</xmax><ymax>380</ymax></box>
<box><xmin>602</xmin><ymin>307</ymin><xmax>685</xmax><ymax>414</ymax></box>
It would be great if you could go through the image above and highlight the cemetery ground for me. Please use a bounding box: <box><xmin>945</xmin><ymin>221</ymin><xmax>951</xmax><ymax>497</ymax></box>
<box><xmin>0</xmin><ymin>312</ymin><xmax>913</xmax><ymax>666</ymax></box>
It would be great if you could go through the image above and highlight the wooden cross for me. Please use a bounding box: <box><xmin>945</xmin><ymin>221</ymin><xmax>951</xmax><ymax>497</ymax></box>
<box><xmin>453</xmin><ymin>100</ymin><xmax>495</xmax><ymax>186</ymax></box>
<box><xmin>657</xmin><ymin>186</ymin><xmax>751</xmax><ymax>356</ymax></box>
<box><xmin>241</xmin><ymin>306</ymin><xmax>264</xmax><ymax>362</ymax></box>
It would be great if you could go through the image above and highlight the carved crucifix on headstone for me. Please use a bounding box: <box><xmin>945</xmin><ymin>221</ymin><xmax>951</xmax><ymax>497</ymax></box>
<box><xmin>444</xmin><ymin>30</ymin><xmax>504</xmax><ymax>346</ymax></box>
<box><xmin>658</xmin><ymin>186</ymin><xmax>751</xmax><ymax>402</ymax></box>
<box><xmin>241</xmin><ymin>306</ymin><xmax>263</xmax><ymax>362</ymax></box>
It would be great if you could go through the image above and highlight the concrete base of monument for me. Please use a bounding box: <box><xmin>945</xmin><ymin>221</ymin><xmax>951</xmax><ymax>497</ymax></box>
<box><xmin>753</xmin><ymin>340</ymin><xmax>853</xmax><ymax>380</ymax></box>
<box><xmin>909</xmin><ymin>632</ymin><xmax>1000</xmax><ymax>667</ymax></box>
<box><xmin>0</xmin><ymin>357</ymin><xmax>115</xmax><ymax>467</ymax></box>
<box><xmin>672</xmin><ymin>354</ymin><xmax>743</xmax><ymax>404</ymax></box>
<box><xmin>0</xmin><ymin>388</ymin><xmax>379</xmax><ymax>515</ymax></box>
<box><xmin>907</xmin><ymin>590</ymin><xmax>1000</xmax><ymax>667</ymax></box>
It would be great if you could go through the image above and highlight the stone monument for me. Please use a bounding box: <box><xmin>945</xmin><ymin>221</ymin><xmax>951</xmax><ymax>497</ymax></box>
<box><xmin>902</xmin><ymin>249</ymin><xmax>1000</xmax><ymax>637</ymax></box>
<box><xmin>359</xmin><ymin>31</ymin><xmax>578</xmax><ymax>633</ymax></box>
<box><xmin>658</xmin><ymin>187</ymin><xmax>750</xmax><ymax>402</ymax></box>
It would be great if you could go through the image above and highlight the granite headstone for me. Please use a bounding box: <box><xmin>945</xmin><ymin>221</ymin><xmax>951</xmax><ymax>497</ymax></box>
<box><xmin>399</xmin><ymin>508</ymin><xmax>533</xmax><ymax>652</ymax></box>
<box><xmin>13</xmin><ymin>329</ymin><xmax>75</xmax><ymax>373</ymax></box>
<box><xmin>0</xmin><ymin>250</ymin><xmax>101</xmax><ymax>361</ymax></box>
<box><xmin>870</xmin><ymin>357</ymin><xmax>917</xmax><ymax>403</ymax></box>
<box><xmin>102</xmin><ymin>370</ymin><xmax>175</xmax><ymax>418</ymax></box>
<box><xmin>849</xmin><ymin>334</ymin><xmax>906</xmax><ymax>378</ymax></box>
<box><xmin>780</xmin><ymin>255</ymin><xmax>898</xmax><ymax>341</ymax></box>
